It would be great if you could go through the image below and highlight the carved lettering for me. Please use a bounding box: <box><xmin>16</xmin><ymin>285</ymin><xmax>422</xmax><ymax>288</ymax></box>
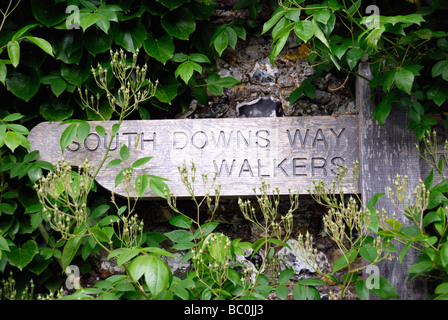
<box><xmin>173</xmin><ymin>131</ymin><xmax>188</xmax><ymax>149</ymax></box>
<box><xmin>191</xmin><ymin>131</ymin><xmax>208</xmax><ymax>149</ymax></box>
<box><xmin>239</xmin><ymin>159</ymin><xmax>254</xmax><ymax>177</ymax></box>
<box><xmin>330</xmin><ymin>128</ymin><xmax>345</xmax><ymax>148</ymax></box>
<box><xmin>292</xmin><ymin>158</ymin><xmax>307</xmax><ymax>177</ymax></box>
<box><xmin>84</xmin><ymin>133</ymin><xmax>100</xmax><ymax>151</ymax></box>
<box><xmin>141</xmin><ymin>132</ymin><xmax>156</xmax><ymax>150</ymax></box>
<box><xmin>286</xmin><ymin>129</ymin><xmax>309</xmax><ymax>149</ymax></box>
<box><xmin>211</xmin><ymin>131</ymin><xmax>232</xmax><ymax>148</ymax></box>
<box><xmin>256</xmin><ymin>130</ymin><xmax>270</xmax><ymax>148</ymax></box>
<box><xmin>311</xmin><ymin>157</ymin><xmax>327</xmax><ymax>177</ymax></box>
<box><xmin>213</xmin><ymin>159</ymin><xmax>236</xmax><ymax>177</ymax></box>
<box><xmin>312</xmin><ymin>129</ymin><xmax>328</xmax><ymax>150</ymax></box>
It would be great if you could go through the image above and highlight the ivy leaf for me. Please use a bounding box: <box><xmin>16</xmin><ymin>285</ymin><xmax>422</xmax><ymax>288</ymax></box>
<box><xmin>144</xmin><ymin>34</ymin><xmax>174</xmax><ymax>65</ymax></box>
<box><xmin>395</xmin><ymin>68</ymin><xmax>414</xmax><ymax>95</ymax></box>
<box><xmin>262</xmin><ymin>6</ymin><xmax>286</xmax><ymax>35</ymax></box>
<box><xmin>154</xmin><ymin>76</ymin><xmax>180</xmax><ymax>104</ymax></box>
<box><xmin>162</xmin><ymin>8</ymin><xmax>196</xmax><ymax>40</ymax></box>
<box><xmin>312</xmin><ymin>19</ymin><xmax>330</xmax><ymax>49</ymax></box>
<box><xmin>213</xmin><ymin>31</ymin><xmax>228</xmax><ymax>56</ymax></box>
<box><xmin>6</xmin><ymin>240</ymin><xmax>39</xmax><ymax>271</ymax></box>
<box><xmin>156</xmin><ymin>0</ymin><xmax>188</xmax><ymax>11</ymax></box>
<box><xmin>294</xmin><ymin>20</ymin><xmax>315</xmax><ymax>42</ymax></box>
<box><xmin>111</xmin><ymin>19</ymin><xmax>147</xmax><ymax>53</ymax></box>
<box><xmin>371</xmin><ymin>95</ymin><xmax>392</xmax><ymax>126</ymax></box>
<box><xmin>83</xmin><ymin>28</ymin><xmax>113</xmax><ymax>57</ymax></box>
<box><xmin>175</xmin><ymin>61</ymin><xmax>202</xmax><ymax>84</ymax></box>
<box><xmin>30</xmin><ymin>0</ymin><xmax>66</xmax><ymax>27</ymax></box>
<box><xmin>60</xmin><ymin>56</ymin><xmax>92</xmax><ymax>87</ymax></box>
<box><xmin>346</xmin><ymin>48</ymin><xmax>364</xmax><ymax>70</ymax></box>
<box><xmin>4</xmin><ymin>131</ymin><xmax>27</xmax><ymax>152</ymax></box>
<box><xmin>6</xmin><ymin>68</ymin><xmax>40</xmax><ymax>102</ymax></box>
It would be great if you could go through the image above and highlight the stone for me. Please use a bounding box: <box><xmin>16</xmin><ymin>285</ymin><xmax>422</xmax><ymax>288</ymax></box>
<box><xmin>161</xmin><ymin>252</ymin><xmax>191</xmax><ymax>279</ymax></box>
<box><xmin>237</xmin><ymin>97</ymin><xmax>283</xmax><ymax>118</ymax></box>
<box><xmin>278</xmin><ymin>239</ymin><xmax>330</xmax><ymax>280</ymax></box>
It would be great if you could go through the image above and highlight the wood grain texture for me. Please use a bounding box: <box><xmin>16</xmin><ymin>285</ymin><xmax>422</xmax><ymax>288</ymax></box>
<box><xmin>357</xmin><ymin>62</ymin><xmax>427</xmax><ymax>299</ymax></box>
<box><xmin>29</xmin><ymin>116</ymin><xmax>359</xmax><ymax>199</ymax></box>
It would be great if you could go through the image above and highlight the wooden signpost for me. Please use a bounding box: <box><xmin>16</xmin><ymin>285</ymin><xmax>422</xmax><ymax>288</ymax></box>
<box><xmin>29</xmin><ymin>116</ymin><xmax>359</xmax><ymax>199</ymax></box>
<box><xmin>28</xmin><ymin>62</ymin><xmax>432</xmax><ymax>299</ymax></box>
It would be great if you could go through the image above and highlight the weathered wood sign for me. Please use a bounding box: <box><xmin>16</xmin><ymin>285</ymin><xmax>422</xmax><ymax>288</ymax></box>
<box><xmin>29</xmin><ymin>116</ymin><xmax>359</xmax><ymax>199</ymax></box>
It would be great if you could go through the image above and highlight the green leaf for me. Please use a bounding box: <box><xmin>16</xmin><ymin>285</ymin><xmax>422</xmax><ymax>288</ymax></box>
<box><xmin>370</xmin><ymin>276</ymin><xmax>400</xmax><ymax>299</ymax></box>
<box><xmin>346</xmin><ymin>48</ymin><xmax>364</xmax><ymax>70</ymax></box>
<box><xmin>110</xmin><ymin>19</ymin><xmax>147</xmax><ymax>53</ymax></box>
<box><xmin>60</xmin><ymin>123</ymin><xmax>78</xmax><ymax>153</ymax></box>
<box><xmin>154</xmin><ymin>77</ymin><xmax>180</xmax><ymax>104</ymax></box>
<box><xmin>175</xmin><ymin>61</ymin><xmax>202</xmax><ymax>84</ymax></box>
<box><xmin>142</xmin><ymin>247</ymin><xmax>176</xmax><ymax>258</ymax></box>
<box><xmin>61</xmin><ymin>58</ymin><xmax>91</xmax><ymax>87</ymax></box>
<box><xmin>6</xmin><ymin>68</ymin><xmax>40</xmax><ymax>102</ymax></box>
<box><xmin>269</xmin><ymin>28</ymin><xmax>289</xmax><ymax>65</ymax></box>
<box><xmin>298</xmin><ymin>278</ymin><xmax>326</xmax><ymax>286</ymax></box>
<box><xmin>144</xmin><ymin>33</ymin><xmax>174</xmax><ymax>65</ymax></box>
<box><xmin>128</xmin><ymin>255</ymin><xmax>172</xmax><ymax>298</ymax></box>
<box><xmin>395</xmin><ymin>68</ymin><xmax>414</xmax><ymax>95</ymax></box>
<box><xmin>440</xmin><ymin>242</ymin><xmax>448</xmax><ymax>268</ymax></box>
<box><xmin>355</xmin><ymin>280</ymin><xmax>369</xmax><ymax>300</ymax></box>
<box><xmin>4</xmin><ymin>132</ymin><xmax>23</xmax><ymax>152</ymax></box>
<box><xmin>98</xmin><ymin>215</ymin><xmax>120</xmax><ymax>227</ymax></box>
<box><xmin>6</xmin><ymin>240</ymin><xmax>38</xmax><ymax>271</ymax></box>
<box><xmin>294</xmin><ymin>20</ymin><xmax>315</xmax><ymax>42</ymax></box>
<box><xmin>262</xmin><ymin>6</ymin><xmax>286</xmax><ymax>35</ymax></box>
<box><xmin>77</xmin><ymin>121</ymin><xmax>90</xmax><ymax>144</ymax></box>
<box><xmin>162</xmin><ymin>8</ymin><xmax>196</xmax><ymax>41</ymax></box>
<box><xmin>156</xmin><ymin>0</ymin><xmax>188</xmax><ymax>10</ymax></box>
<box><xmin>83</xmin><ymin>28</ymin><xmax>113</xmax><ymax>57</ymax></box>
<box><xmin>435</xmin><ymin>282</ymin><xmax>448</xmax><ymax>295</ymax></box>
<box><xmin>278</xmin><ymin>268</ymin><xmax>294</xmax><ymax>284</ymax></box>
<box><xmin>49</xmin><ymin>78</ymin><xmax>67</xmax><ymax>97</ymax></box>
<box><xmin>275</xmin><ymin>284</ymin><xmax>289</xmax><ymax>300</ymax></box>
<box><xmin>292</xmin><ymin>283</ymin><xmax>307</xmax><ymax>300</ymax></box>
<box><xmin>386</xmin><ymin>218</ymin><xmax>402</xmax><ymax>230</ymax></box>
<box><xmin>189</xmin><ymin>54</ymin><xmax>211</xmax><ymax>64</ymax></box>
<box><xmin>333</xmin><ymin>248</ymin><xmax>358</xmax><ymax>273</ymax></box>
<box><xmin>359</xmin><ymin>245</ymin><xmax>378</xmax><ymax>263</ymax></box>
<box><xmin>371</xmin><ymin>96</ymin><xmax>392</xmax><ymax>126</ymax></box>
<box><xmin>132</xmin><ymin>157</ymin><xmax>153</xmax><ymax>168</ymax></box>
<box><xmin>61</xmin><ymin>235</ymin><xmax>84</xmax><ymax>271</ymax></box>
<box><xmin>314</xmin><ymin>9</ymin><xmax>331</xmax><ymax>24</ymax></box>
<box><xmin>106</xmin><ymin>158</ymin><xmax>122</xmax><ymax>169</ymax></box>
<box><xmin>312</xmin><ymin>19</ymin><xmax>330</xmax><ymax>49</ymax></box>
<box><xmin>109</xmin><ymin>248</ymin><xmax>140</xmax><ymax>266</ymax></box>
<box><xmin>0</xmin><ymin>236</ymin><xmax>10</xmax><ymax>252</ymax></box>
<box><xmin>164</xmin><ymin>230</ymin><xmax>194</xmax><ymax>243</ymax></box>
<box><xmin>11</xmin><ymin>24</ymin><xmax>38</xmax><ymax>41</ymax></box>
<box><xmin>95</xmin><ymin>125</ymin><xmax>106</xmax><ymax>138</ymax></box>
<box><xmin>150</xmin><ymin>178</ymin><xmax>169</xmax><ymax>199</ymax></box>
<box><xmin>7</xmin><ymin>41</ymin><xmax>20</xmax><ymax>68</ymax></box>
<box><xmin>120</xmin><ymin>144</ymin><xmax>130</xmax><ymax>161</ymax></box>
<box><xmin>169</xmin><ymin>215</ymin><xmax>193</xmax><ymax>229</ymax></box>
<box><xmin>25</xmin><ymin>36</ymin><xmax>54</xmax><ymax>57</ymax></box>
<box><xmin>135</xmin><ymin>174</ymin><xmax>149</xmax><ymax>197</ymax></box>
<box><xmin>213</xmin><ymin>31</ymin><xmax>228</xmax><ymax>56</ymax></box>
<box><xmin>408</xmin><ymin>260</ymin><xmax>434</xmax><ymax>279</ymax></box>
